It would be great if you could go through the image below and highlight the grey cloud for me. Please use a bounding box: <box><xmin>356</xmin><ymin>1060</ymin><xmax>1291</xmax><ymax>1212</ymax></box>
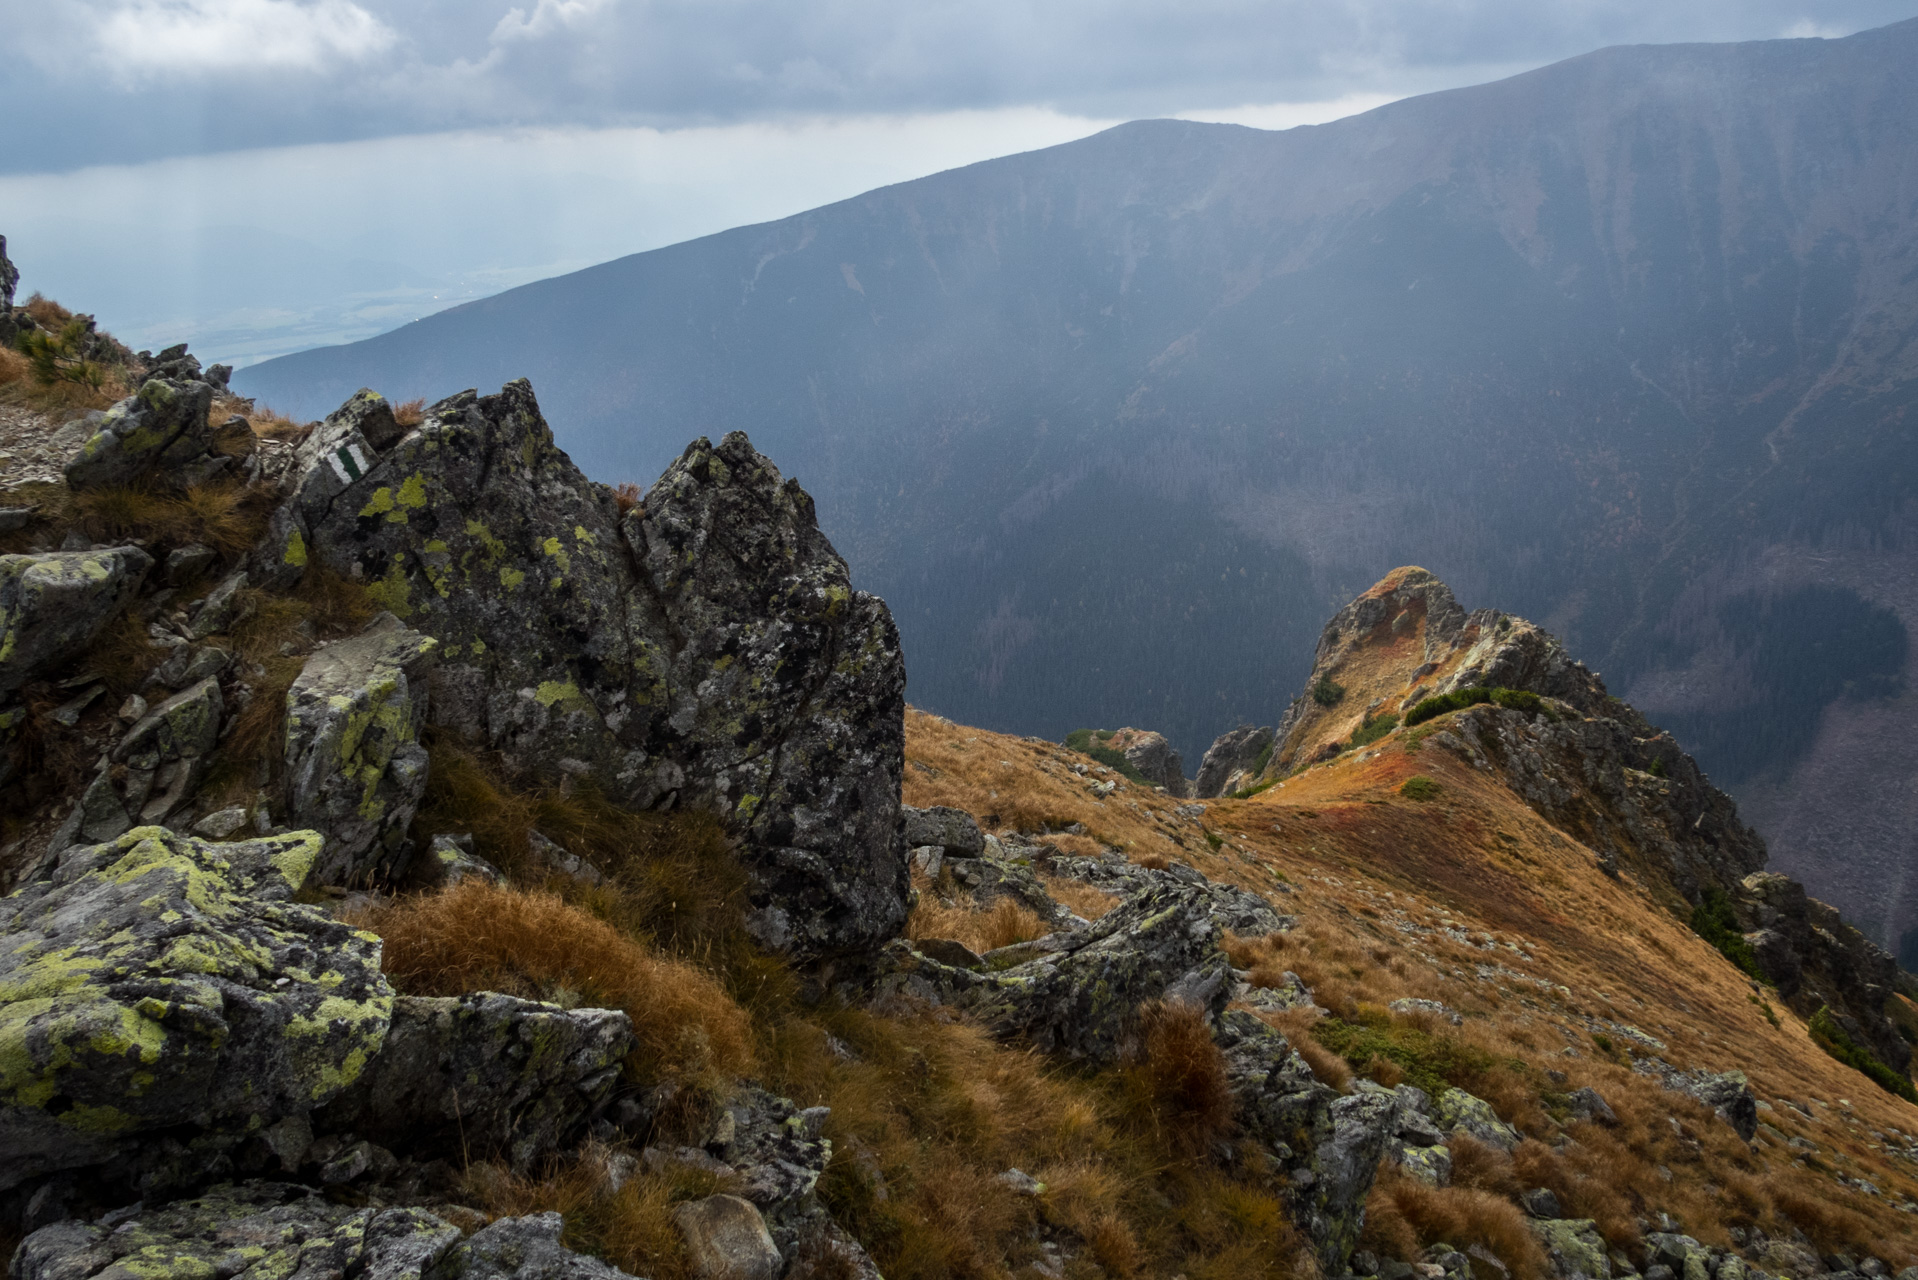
<box><xmin>2</xmin><ymin>0</ymin><xmax>1915</xmax><ymax>173</ymax></box>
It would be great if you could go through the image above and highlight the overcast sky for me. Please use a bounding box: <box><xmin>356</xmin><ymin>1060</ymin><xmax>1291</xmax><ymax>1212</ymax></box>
<box><xmin>4</xmin><ymin>0</ymin><xmax>1915</xmax><ymax>365</ymax></box>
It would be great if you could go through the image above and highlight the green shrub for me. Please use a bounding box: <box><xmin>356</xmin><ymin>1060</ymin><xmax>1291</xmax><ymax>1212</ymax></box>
<box><xmin>1312</xmin><ymin>675</ymin><xmax>1346</xmax><ymax>707</ymax></box>
<box><xmin>1086</xmin><ymin>744</ymin><xmax>1152</xmax><ymax>785</ymax></box>
<box><xmin>1688</xmin><ymin>888</ymin><xmax>1766</xmax><ymax>981</ymax></box>
<box><xmin>1403</xmin><ymin>686</ymin><xmax>1549</xmax><ymax>728</ymax></box>
<box><xmin>1351</xmin><ymin>712</ymin><xmax>1399</xmax><ymax>749</ymax></box>
<box><xmin>1311</xmin><ymin>1010</ymin><xmax>1496</xmax><ymax>1098</ymax></box>
<box><xmin>1648</xmin><ymin>756</ymin><xmax>1667</xmax><ymax>778</ymax></box>
<box><xmin>1096</xmin><ymin>729</ymin><xmax>1115</xmax><ymax>742</ymax></box>
<box><xmin>1251</xmin><ymin>738</ymin><xmax>1275</xmax><ymax>777</ymax></box>
<box><xmin>1203</xmin><ymin>829</ymin><xmax>1223</xmax><ymax>851</ymax></box>
<box><xmin>1809</xmin><ymin>1006</ymin><xmax>1918</xmax><ymax>1102</ymax></box>
<box><xmin>1065</xmin><ymin>728</ymin><xmax>1093</xmax><ymax>751</ymax></box>
<box><xmin>19</xmin><ymin>316</ymin><xmax>104</xmax><ymax>389</ymax></box>
<box><xmin>1400</xmin><ymin>776</ymin><xmax>1441</xmax><ymax>801</ymax></box>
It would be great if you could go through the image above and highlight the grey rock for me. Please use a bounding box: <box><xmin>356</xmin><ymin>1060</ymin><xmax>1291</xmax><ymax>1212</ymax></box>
<box><xmin>112</xmin><ymin>675</ymin><xmax>223</xmax><ymax>822</ymax></box>
<box><xmin>151</xmin><ymin>640</ymin><xmax>230</xmax><ymax>688</ymax></box>
<box><xmin>329</xmin><ymin>387</ymin><xmax>408</xmax><ymax>454</ymax></box>
<box><xmin>163</xmin><ymin>542</ymin><xmax>218</xmax><ymax>586</ymax></box>
<box><xmin>0</xmin><ymin>233</ymin><xmax>15</xmax><ymax>309</ymax></box>
<box><xmin>1215</xmin><ymin>1009</ymin><xmax>1397</xmax><ymax>1273</ymax></box>
<box><xmin>1195</xmin><ymin>723</ymin><xmax>1274</xmax><ymax>797</ymax></box>
<box><xmin>1437</xmin><ymin>1087</ymin><xmax>1521</xmax><ymax>1150</ymax></box>
<box><xmin>187</xmin><ymin>568</ymin><xmax>250</xmax><ymax>638</ymax></box>
<box><xmin>0</xmin><ymin>504</ymin><xmax>39</xmax><ymax>534</ymax></box>
<box><xmin>1109</xmin><ymin>727</ymin><xmax>1189</xmax><ymax>795</ymax></box>
<box><xmin>428</xmin><ymin>1210</ymin><xmax>641</xmax><ymax>1278</ymax></box>
<box><xmin>283</xmin><ymin>612</ymin><xmax>437</xmax><ymax>884</ymax></box>
<box><xmin>1531</xmin><ymin>1218</ymin><xmax>1613</xmax><ymax>1280</ymax></box>
<box><xmin>48</xmin><ymin>683</ymin><xmax>105</xmax><ymax>727</ymax></box>
<box><xmin>0</xmin><ymin>829</ymin><xmax>390</xmax><ymax>1194</ymax></box>
<box><xmin>416</xmin><ymin>832</ymin><xmax>507</xmax><ymax>887</ymax></box>
<box><xmin>191</xmin><ymin>806</ymin><xmax>251</xmax><ymax>839</ymax></box>
<box><xmin>916</xmin><ymin>937</ymin><xmax>985</xmax><ymax>968</ymax></box>
<box><xmin>63</xmin><ymin>378</ymin><xmax>218</xmax><ymax>491</ymax></box>
<box><xmin>1522</xmin><ymin>1187</ymin><xmax>1563</xmax><ymax>1218</ymax></box>
<box><xmin>273</xmin><ymin>385</ymin><xmax>907</xmax><ymax>961</ymax></box>
<box><xmin>674</xmin><ymin>1194</ymin><xmax>785</xmax><ymax>1280</ymax></box>
<box><xmin>903</xmin><ymin>804</ymin><xmax>985</xmax><ymax>856</ymax></box>
<box><xmin>1566</xmin><ymin>1086</ymin><xmax>1618</xmax><ymax>1126</ymax></box>
<box><xmin>315</xmin><ymin>992</ymin><xmax>634</xmax><ymax>1174</ymax></box>
<box><xmin>0</xmin><ymin>546</ymin><xmax>153</xmax><ymax>696</ymax></box>
<box><xmin>996</xmin><ymin>1168</ymin><xmax>1046</xmax><ymax>1195</ymax></box>
<box><xmin>1639</xmin><ymin>1064</ymin><xmax>1759</xmax><ymax>1141</ymax></box>
<box><xmin>942</xmin><ymin>850</ymin><xmax>1072</xmax><ymax>925</ymax></box>
<box><xmin>1397</xmin><ymin>1143</ymin><xmax>1453</xmax><ymax>1186</ymax></box>
<box><xmin>73</xmin><ymin>768</ymin><xmax>133</xmax><ymax>844</ymax></box>
<box><xmin>530</xmin><ymin>828</ymin><xmax>604</xmax><ymax>886</ymax></box>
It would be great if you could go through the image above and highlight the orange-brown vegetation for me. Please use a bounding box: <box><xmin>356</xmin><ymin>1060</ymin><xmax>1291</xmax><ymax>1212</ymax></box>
<box><xmin>612</xmin><ymin>481</ymin><xmax>644</xmax><ymax>515</ymax></box>
<box><xmin>393</xmin><ymin>397</ymin><xmax>427</xmax><ymax>426</ymax></box>
<box><xmin>907</xmin><ymin>878</ymin><xmax>1047</xmax><ymax>953</ymax></box>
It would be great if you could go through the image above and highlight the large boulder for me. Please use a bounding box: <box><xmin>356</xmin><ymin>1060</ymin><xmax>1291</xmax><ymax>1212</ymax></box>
<box><xmin>0</xmin><ymin>828</ymin><xmax>392</xmax><ymax>1195</ymax></box>
<box><xmin>315</xmin><ymin>992</ymin><xmax>634</xmax><ymax>1173</ymax></box>
<box><xmin>269</xmin><ymin>382</ymin><xmax>908</xmax><ymax>959</ymax></box>
<box><xmin>1106</xmin><ymin>727</ymin><xmax>1189</xmax><ymax>795</ymax></box>
<box><xmin>1194</xmin><ymin>723</ymin><xmax>1272</xmax><ymax>798</ymax></box>
<box><xmin>105</xmin><ymin>674</ymin><xmax>224</xmax><ymax>826</ymax></box>
<box><xmin>903</xmin><ymin>804</ymin><xmax>986</xmax><ymax>856</ymax></box>
<box><xmin>10</xmin><ymin>1183</ymin><xmax>633</xmax><ymax>1280</ymax></box>
<box><xmin>62</xmin><ymin>377</ymin><xmax>218</xmax><ymax>491</ymax></box>
<box><xmin>1215</xmin><ymin>1009</ymin><xmax>1397</xmax><ymax>1273</ymax></box>
<box><xmin>0</xmin><ymin>546</ymin><xmax>153</xmax><ymax>695</ymax></box>
<box><xmin>283</xmin><ymin>612</ymin><xmax>438</xmax><ymax>885</ymax></box>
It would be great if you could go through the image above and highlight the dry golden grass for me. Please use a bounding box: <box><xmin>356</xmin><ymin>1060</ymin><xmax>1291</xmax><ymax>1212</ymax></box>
<box><xmin>71</xmin><ymin>480</ymin><xmax>275</xmax><ymax>555</ymax></box>
<box><xmin>1117</xmin><ymin>1001</ymin><xmax>1236</xmax><ymax>1160</ymax></box>
<box><xmin>1365</xmin><ymin>1166</ymin><xmax>1550</xmax><ymax>1279</ymax></box>
<box><xmin>356</xmin><ymin>881</ymin><xmax>756</xmax><ymax>1100</ymax></box>
<box><xmin>612</xmin><ymin>482</ymin><xmax>644</xmax><ymax>516</ymax></box>
<box><xmin>393</xmin><ymin>397</ymin><xmax>427</xmax><ymax>427</ymax></box>
<box><xmin>0</xmin><ymin>345</ymin><xmax>29</xmax><ymax>389</ymax></box>
<box><xmin>907</xmin><ymin>878</ymin><xmax>1046</xmax><ymax>953</ymax></box>
<box><xmin>1042</xmin><ymin>874</ymin><xmax>1120</xmax><ymax>920</ymax></box>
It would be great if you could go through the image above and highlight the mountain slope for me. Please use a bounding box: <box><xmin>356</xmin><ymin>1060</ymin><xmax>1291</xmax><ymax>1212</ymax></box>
<box><xmin>237</xmin><ymin>20</ymin><xmax>1918</xmax><ymax>953</ymax></box>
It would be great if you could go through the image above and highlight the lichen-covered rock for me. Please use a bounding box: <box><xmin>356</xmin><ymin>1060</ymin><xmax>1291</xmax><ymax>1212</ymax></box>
<box><xmin>674</xmin><ymin>1194</ymin><xmax>785</xmax><ymax>1280</ymax></box>
<box><xmin>1042</xmin><ymin>847</ymin><xmax>1296</xmax><ymax>937</ymax></box>
<box><xmin>1637</xmin><ymin>1063</ymin><xmax>1758</xmax><ymax>1141</ymax></box>
<box><xmin>315</xmin><ymin>992</ymin><xmax>634</xmax><ymax>1173</ymax></box>
<box><xmin>0</xmin><ymin>546</ymin><xmax>153</xmax><ymax>695</ymax></box>
<box><xmin>0</xmin><ymin>828</ymin><xmax>391</xmax><ymax>1194</ymax></box>
<box><xmin>106</xmin><ymin>674</ymin><xmax>224</xmax><ymax>825</ymax></box>
<box><xmin>902</xmin><ymin>804</ymin><xmax>985</xmax><ymax>856</ymax></box>
<box><xmin>1214</xmin><ymin>1009</ymin><xmax>1396</xmax><ymax>1273</ymax></box>
<box><xmin>1531</xmin><ymin>1217</ymin><xmax>1613</xmax><ymax>1279</ymax></box>
<box><xmin>414</xmin><ymin>833</ymin><xmax>506</xmax><ymax>888</ymax></box>
<box><xmin>283</xmin><ymin>612</ymin><xmax>438</xmax><ymax>885</ymax></box>
<box><xmin>888</xmin><ymin>880</ymin><xmax>1235</xmax><ymax>1063</ymax></box>
<box><xmin>11</xmin><ymin>1181</ymin><xmax>495</xmax><ymax>1280</ymax></box>
<box><xmin>1194</xmin><ymin>723</ymin><xmax>1272</xmax><ymax>798</ymax></box>
<box><xmin>63</xmin><ymin>377</ymin><xmax>218</xmax><ymax>491</ymax></box>
<box><xmin>430</xmin><ymin>1210</ymin><xmax>642</xmax><ymax>1278</ymax></box>
<box><xmin>273</xmin><ymin>383</ymin><xmax>907</xmax><ymax>959</ymax></box>
<box><xmin>1436</xmin><ymin>1087</ymin><xmax>1521</xmax><ymax>1150</ymax></box>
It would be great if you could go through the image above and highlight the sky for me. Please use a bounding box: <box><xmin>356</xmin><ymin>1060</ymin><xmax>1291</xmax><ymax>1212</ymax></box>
<box><xmin>3</xmin><ymin>0</ymin><xmax>1914</xmax><ymax>365</ymax></box>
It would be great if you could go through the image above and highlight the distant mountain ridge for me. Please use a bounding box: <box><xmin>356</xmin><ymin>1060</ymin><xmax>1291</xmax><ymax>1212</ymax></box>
<box><xmin>239</xmin><ymin>19</ymin><xmax>1918</xmax><ymax>956</ymax></box>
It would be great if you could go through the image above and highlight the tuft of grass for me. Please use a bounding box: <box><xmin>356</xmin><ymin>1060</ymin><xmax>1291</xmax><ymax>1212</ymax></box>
<box><xmin>355</xmin><ymin>881</ymin><xmax>756</xmax><ymax>1109</ymax></box>
<box><xmin>1362</xmin><ymin>1167</ymin><xmax>1550</xmax><ymax>1280</ymax></box>
<box><xmin>908</xmin><ymin>878</ymin><xmax>1047</xmax><ymax>954</ymax></box>
<box><xmin>1117</xmin><ymin>1001</ymin><xmax>1236</xmax><ymax>1161</ymax></box>
<box><xmin>1400</xmin><ymin>775</ymin><xmax>1442</xmax><ymax>801</ymax></box>
<box><xmin>393</xmin><ymin>398</ymin><xmax>427</xmax><ymax>427</ymax></box>
<box><xmin>612</xmin><ymin>482</ymin><xmax>644</xmax><ymax>516</ymax></box>
<box><xmin>1808</xmin><ymin>1006</ymin><xmax>1918</xmax><ymax>1102</ymax></box>
<box><xmin>72</xmin><ymin>481</ymin><xmax>275</xmax><ymax>555</ymax></box>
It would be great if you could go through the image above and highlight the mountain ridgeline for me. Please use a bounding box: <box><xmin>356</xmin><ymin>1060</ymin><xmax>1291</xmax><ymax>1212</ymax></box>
<box><xmin>239</xmin><ymin>22</ymin><xmax>1918</xmax><ymax>954</ymax></box>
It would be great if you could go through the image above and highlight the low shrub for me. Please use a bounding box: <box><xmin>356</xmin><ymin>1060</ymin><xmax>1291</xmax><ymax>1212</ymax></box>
<box><xmin>1404</xmin><ymin>686</ymin><xmax>1548</xmax><ymax>728</ymax></box>
<box><xmin>1065</xmin><ymin>728</ymin><xmax>1094</xmax><ymax>751</ymax></box>
<box><xmin>1250</xmin><ymin>738</ymin><xmax>1275</xmax><ymax>776</ymax></box>
<box><xmin>1312</xmin><ymin>674</ymin><xmax>1346</xmax><ymax>707</ymax></box>
<box><xmin>1351</xmin><ymin>711</ymin><xmax>1399</xmax><ymax>748</ymax></box>
<box><xmin>1310</xmin><ymin>1008</ymin><xmax>1496</xmax><ymax>1098</ymax></box>
<box><xmin>1688</xmin><ymin>888</ymin><xmax>1766</xmax><ymax>981</ymax></box>
<box><xmin>1400</xmin><ymin>775</ymin><xmax>1442</xmax><ymax>801</ymax></box>
<box><xmin>1086</xmin><ymin>743</ymin><xmax>1152</xmax><ymax>784</ymax></box>
<box><xmin>1808</xmin><ymin>1006</ymin><xmax>1918</xmax><ymax>1102</ymax></box>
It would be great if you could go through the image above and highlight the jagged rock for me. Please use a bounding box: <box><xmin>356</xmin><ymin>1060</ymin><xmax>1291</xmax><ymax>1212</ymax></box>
<box><xmin>63</xmin><ymin>378</ymin><xmax>218</xmax><ymax>491</ymax></box>
<box><xmin>187</xmin><ymin>568</ymin><xmax>251</xmax><ymax>638</ymax></box>
<box><xmin>1215</xmin><ymin>1009</ymin><xmax>1396</xmax><ymax>1272</ymax></box>
<box><xmin>10</xmin><ymin>1183</ymin><xmax>469</xmax><ymax>1280</ymax></box>
<box><xmin>164</xmin><ymin>542</ymin><xmax>219</xmax><ymax>586</ymax></box>
<box><xmin>140</xmin><ymin>343</ymin><xmax>203</xmax><ymax>384</ymax></box>
<box><xmin>915</xmin><ymin>937</ymin><xmax>985</xmax><ymax>968</ymax></box>
<box><xmin>903</xmin><ymin>804</ymin><xmax>985</xmax><ymax>856</ymax></box>
<box><xmin>329</xmin><ymin>387</ymin><xmax>408</xmax><ymax>453</ymax></box>
<box><xmin>886</xmin><ymin>879</ymin><xmax>1235</xmax><ymax>1063</ymax></box>
<box><xmin>1531</xmin><ymin>1218</ymin><xmax>1613</xmax><ymax>1279</ymax></box>
<box><xmin>1106</xmin><ymin>727</ymin><xmax>1189</xmax><ymax>795</ymax></box>
<box><xmin>111</xmin><ymin>674</ymin><xmax>223</xmax><ymax>824</ymax></box>
<box><xmin>1041</xmin><ymin>847</ymin><xmax>1296</xmax><ymax>936</ymax></box>
<box><xmin>529</xmin><ymin>828</ymin><xmax>605</xmax><ymax>886</ymax></box>
<box><xmin>0</xmin><ymin>546</ymin><xmax>153</xmax><ymax>695</ymax></box>
<box><xmin>1195</xmin><ymin>723</ymin><xmax>1273</xmax><ymax>797</ymax></box>
<box><xmin>1645</xmin><ymin>1234</ymin><xmax>1715</xmax><ymax>1280</ymax></box>
<box><xmin>1736</xmin><ymin>872</ymin><xmax>1908</xmax><ymax>1072</ymax></box>
<box><xmin>1398</xmin><ymin>1143</ymin><xmax>1453</xmax><ymax>1186</ymax></box>
<box><xmin>1436</xmin><ymin>1087</ymin><xmax>1521</xmax><ymax>1150</ymax></box>
<box><xmin>1521</xmin><ymin>1187</ymin><xmax>1563</xmax><ymax>1218</ymax></box>
<box><xmin>0</xmin><ymin>828</ymin><xmax>391</xmax><ymax>1195</ymax></box>
<box><xmin>1565</xmin><ymin>1086</ymin><xmax>1618</xmax><ymax>1126</ymax></box>
<box><xmin>1638</xmin><ymin>1064</ymin><xmax>1758</xmax><ymax>1141</ymax></box>
<box><xmin>283</xmin><ymin>612</ymin><xmax>437</xmax><ymax>884</ymax></box>
<box><xmin>434</xmin><ymin>1210</ymin><xmax>642</xmax><ymax>1278</ymax></box>
<box><xmin>415</xmin><ymin>833</ymin><xmax>507</xmax><ymax>887</ymax></box>
<box><xmin>314</xmin><ymin>992</ymin><xmax>634</xmax><ymax>1174</ymax></box>
<box><xmin>942</xmin><ymin>850</ymin><xmax>1073</xmax><ymax>926</ymax></box>
<box><xmin>0</xmin><ymin>233</ymin><xmax>15</xmax><ymax>309</ymax></box>
<box><xmin>150</xmin><ymin>639</ymin><xmax>231</xmax><ymax>688</ymax></box>
<box><xmin>674</xmin><ymin>1194</ymin><xmax>785</xmax><ymax>1280</ymax></box>
<box><xmin>1236</xmin><ymin>970</ymin><xmax>1317</xmax><ymax>1013</ymax></box>
<box><xmin>269</xmin><ymin>384</ymin><xmax>907</xmax><ymax>961</ymax></box>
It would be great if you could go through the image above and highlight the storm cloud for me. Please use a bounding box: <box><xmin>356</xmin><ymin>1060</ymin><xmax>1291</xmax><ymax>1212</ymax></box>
<box><xmin>5</xmin><ymin>0</ymin><xmax>1913</xmax><ymax>173</ymax></box>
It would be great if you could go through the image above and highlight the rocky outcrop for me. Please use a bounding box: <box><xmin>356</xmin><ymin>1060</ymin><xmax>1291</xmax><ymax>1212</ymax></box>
<box><xmin>270</xmin><ymin>383</ymin><xmax>907</xmax><ymax>960</ymax></box>
<box><xmin>283</xmin><ymin>612</ymin><xmax>438</xmax><ymax>885</ymax></box>
<box><xmin>63</xmin><ymin>377</ymin><xmax>219</xmax><ymax>492</ymax></box>
<box><xmin>314</xmin><ymin>992</ymin><xmax>634</xmax><ymax>1173</ymax></box>
<box><xmin>1106</xmin><ymin>727</ymin><xmax>1189</xmax><ymax>795</ymax></box>
<box><xmin>0</xmin><ymin>546</ymin><xmax>152</xmax><ymax>695</ymax></box>
<box><xmin>675</xmin><ymin>1195</ymin><xmax>785</xmax><ymax>1280</ymax></box>
<box><xmin>12</xmin><ymin>1185</ymin><xmax>632</xmax><ymax>1280</ymax></box>
<box><xmin>1194</xmin><ymin>722</ymin><xmax>1271</xmax><ymax>798</ymax></box>
<box><xmin>903</xmin><ymin>804</ymin><xmax>986</xmax><ymax>857</ymax></box>
<box><xmin>0</xmin><ymin>234</ymin><xmax>15</xmax><ymax>310</ymax></box>
<box><xmin>0</xmin><ymin>828</ymin><xmax>391</xmax><ymax>1196</ymax></box>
